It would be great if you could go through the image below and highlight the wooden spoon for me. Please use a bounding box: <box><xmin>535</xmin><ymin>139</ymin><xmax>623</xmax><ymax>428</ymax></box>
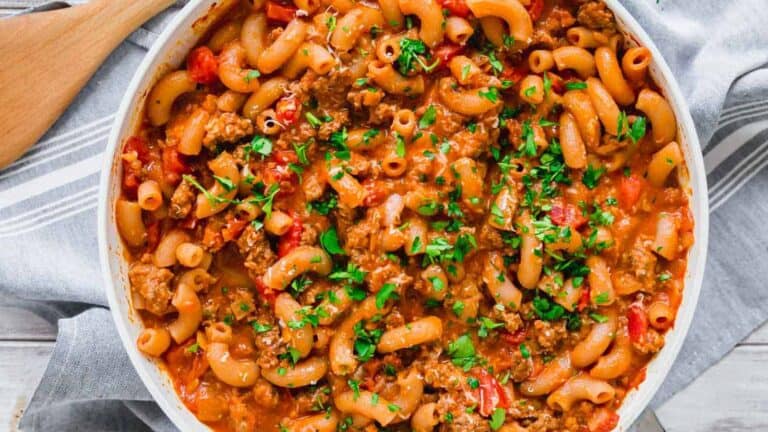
<box><xmin>0</xmin><ymin>0</ymin><xmax>176</xmax><ymax>169</ymax></box>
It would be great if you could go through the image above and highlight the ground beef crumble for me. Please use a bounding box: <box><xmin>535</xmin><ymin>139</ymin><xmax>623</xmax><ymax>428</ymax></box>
<box><xmin>236</xmin><ymin>225</ymin><xmax>277</xmax><ymax>279</ymax></box>
<box><xmin>128</xmin><ymin>254</ymin><xmax>174</xmax><ymax>316</ymax></box>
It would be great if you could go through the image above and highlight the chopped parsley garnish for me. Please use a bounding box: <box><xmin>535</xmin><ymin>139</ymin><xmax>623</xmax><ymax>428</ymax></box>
<box><xmin>419</xmin><ymin>105</ymin><xmax>437</xmax><ymax>129</ymax></box>
<box><xmin>520</xmin><ymin>343</ymin><xmax>531</xmax><ymax>359</ymax></box>
<box><xmin>478</xmin><ymin>87</ymin><xmax>500</xmax><ymax>103</ymax></box>
<box><xmin>320</xmin><ymin>227</ymin><xmax>345</xmax><ymax>255</ymax></box>
<box><xmin>582</xmin><ymin>164</ymin><xmax>606</xmax><ymax>189</ymax></box>
<box><xmin>348</xmin><ymin>379</ymin><xmax>361</xmax><ymax>400</ymax></box>
<box><xmin>595</xmin><ymin>291</ymin><xmax>610</xmax><ymax>304</ymax></box>
<box><xmin>532</xmin><ymin>295</ymin><xmax>581</xmax><ymax>330</ymax></box>
<box><xmin>244</xmin><ymin>70</ymin><xmax>260</xmax><ymax>83</ymax></box>
<box><xmin>328</xmin><ymin>127</ymin><xmax>351</xmax><ymax>160</ymax></box>
<box><xmin>244</xmin><ymin>135</ymin><xmax>272</xmax><ymax>160</ymax></box>
<box><xmin>213</xmin><ymin>175</ymin><xmax>236</xmax><ymax>192</ymax></box>
<box><xmin>353</xmin><ymin>321</ymin><xmax>383</xmax><ymax>362</ymax></box>
<box><xmin>490</xmin><ymin>407</ymin><xmax>506</xmax><ymax>430</ymax></box>
<box><xmin>467</xmin><ymin>377</ymin><xmax>480</xmax><ymax>389</ymax></box>
<box><xmin>249</xmin><ymin>183</ymin><xmax>280</xmax><ymax>217</ymax></box>
<box><xmin>293</xmin><ymin>141</ymin><xmax>310</xmax><ymax>165</ymax></box>
<box><xmin>186</xmin><ymin>343</ymin><xmax>200</xmax><ymax>353</ymax></box>
<box><xmin>394</xmin><ymin>132</ymin><xmax>406</xmax><ymax>157</ymax></box>
<box><xmin>616</xmin><ymin>111</ymin><xmax>628</xmax><ymax>141</ymax></box>
<box><xmin>565</xmin><ymin>81</ymin><xmax>587</xmax><ymax>90</ymax></box>
<box><xmin>251</xmin><ymin>321</ymin><xmax>273</xmax><ymax>333</ymax></box>
<box><xmin>309</xmin><ymin>193</ymin><xmax>338</xmax><ymax>215</ymax></box>
<box><xmin>288</xmin><ymin>275</ymin><xmax>312</xmax><ymax>298</ymax></box>
<box><xmin>329</xmin><ymin>263</ymin><xmax>367</xmax><ymax>284</ymax></box>
<box><xmin>396</xmin><ymin>38</ymin><xmax>438</xmax><ymax>74</ymax></box>
<box><xmin>477</xmin><ymin>317</ymin><xmax>504</xmax><ymax>338</ymax></box>
<box><xmin>279</xmin><ymin>347</ymin><xmax>301</xmax><ymax>365</ymax></box>
<box><xmin>519</xmin><ymin>120</ymin><xmax>537</xmax><ymax>156</ymax></box>
<box><xmin>488</xmin><ymin>51</ymin><xmax>504</xmax><ymax>75</ymax></box>
<box><xmin>628</xmin><ymin>116</ymin><xmax>647</xmax><ymax>144</ymax></box>
<box><xmin>306</xmin><ymin>112</ymin><xmax>323</xmax><ymax>128</ymax></box>
<box><xmin>452</xmin><ymin>301</ymin><xmax>465</xmax><ymax>317</ymax></box>
<box><xmin>447</xmin><ymin>334</ymin><xmax>478</xmax><ymax>371</ymax></box>
<box><xmin>375</xmin><ymin>283</ymin><xmax>398</xmax><ymax>309</ymax></box>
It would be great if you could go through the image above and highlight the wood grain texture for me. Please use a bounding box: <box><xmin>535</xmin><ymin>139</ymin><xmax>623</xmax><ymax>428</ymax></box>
<box><xmin>0</xmin><ymin>341</ymin><xmax>54</xmax><ymax>432</ymax></box>
<box><xmin>0</xmin><ymin>0</ymin><xmax>174</xmax><ymax>168</ymax></box>
<box><xmin>0</xmin><ymin>306</ymin><xmax>57</xmax><ymax>341</ymax></box>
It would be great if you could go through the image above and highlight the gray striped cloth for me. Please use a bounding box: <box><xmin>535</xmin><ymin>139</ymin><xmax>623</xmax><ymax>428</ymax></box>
<box><xmin>2</xmin><ymin>0</ymin><xmax>767</xmax><ymax>430</ymax></box>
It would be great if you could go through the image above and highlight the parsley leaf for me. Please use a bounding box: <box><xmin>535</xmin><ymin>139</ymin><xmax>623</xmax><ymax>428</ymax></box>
<box><xmin>419</xmin><ymin>105</ymin><xmax>437</xmax><ymax>129</ymax></box>
<box><xmin>320</xmin><ymin>227</ymin><xmax>345</xmax><ymax>255</ymax></box>
<box><xmin>478</xmin><ymin>87</ymin><xmax>500</xmax><ymax>103</ymax></box>
<box><xmin>629</xmin><ymin>116</ymin><xmax>647</xmax><ymax>144</ymax></box>
<box><xmin>244</xmin><ymin>135</ymin><xmax>272</xmax><ymax>160</ymax></box>
<box><xmin>375</xmin><ymin>283</ymin><xmax>398</xmax><ymax>309</ymax></box>
<box><xmin>582</xmin><ymin>165</ymin><xmax>606</xmax><ymax>189</ymax></box>
<box><xmin>353</xmin><ymin>321</ymin><xmax>382</xmax><ymax>362</ymax></box>
<box><xmin>566</xmin><ymin>81</ymin><xmax>587</xmax><ymax>91</ymax></box>
<box><xmin>490</xmin><ymin>407</ymin><xmax>506</xmax><ymax>430</ymax></box>
<box><xmin>447</xmin><ymin>334</ymin><xmax>477</xmax><ymax>371</ymax></box>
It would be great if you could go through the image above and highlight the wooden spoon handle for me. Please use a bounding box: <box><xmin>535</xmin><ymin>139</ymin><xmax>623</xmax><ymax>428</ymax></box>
<box><xmin>0</xmin><ymin>0</ymin><xmax>176</xmax><ymax>169</ymax></box>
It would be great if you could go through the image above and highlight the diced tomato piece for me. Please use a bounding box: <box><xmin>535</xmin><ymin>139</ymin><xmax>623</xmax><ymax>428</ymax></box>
<box><xmin>627</xmin><ymin>367</ymin><xmax>647</xmax><ymax>390</ymax></box>
<box><xmin>526</xmin><ymin>0</ymin><xmax>544</xmax><ymax>21</ymax></box>
<box><xmin>433</xmin><ymin>43</ymin><xmax>465</xmax><ymax>68</ymax></box>
<box><xmin>437</xmin><ymin>0</ymin><xmax>470</xmax><ymax>17</ymax></box>
<box><xmin>265</xmin><ymin>1</ymin><xmax>297</xmax><ymax>23</ymax></box>
<box><xmin>122</xmin><ymin>172</ymin><xmax>141</xmax><ymax>197</ymax></box>
<box><xmin>362</xmin><ymin>179</ymin><xmax>388</xmax><ymax>207</ymax></box>
<box><xmin>549</xmin><ymin>199</ymin><xmax>588</xmax><ymax>229</ymax></box>
<box><xmin>124</xmin><ymin>136</ymin><xmax>151</xmax><ymax>162</ymax></box>
<box><xmin>627</xmin><ymin>304</ymin><xmax>648</xmax><ymax>343</ymax></box>
<box><xmin>254</xmin><ymin>277</ymin><xmax>277</xmax><ymax>304</ymax></box>
<box><xmin>277</xmin><ymin>212</ymin><xmax>303</xmax><ymax>257</ymax></box>
<box><xmin>679</xmin><ymin>208</ymin><xmax>694</xmax><ymax>232</ymax></box>
<box><xmin>501</xmin><ymin>328</ymin><xmax>527</xmax><ymax>345</ymax></box>
<box><xmin>146</xmin><ymin>220</ymin><xmax>161</xmax><ymax>251</ymax></box>
<box><xmin>179</xmin><ymin>213</ymin><xmax>198</xmax><ymax>230</ymax></box>
<box><xmin>272</xmin><ymin>149</ymin><xmax>298</xmax><ymax>165</ymax></box>
<box><xmin>619</xmin><ymin>173</ymin><xmax>645</xmax><ymax>211</ymax></box>
<box><xmin>589</xmin><ymin>409</ymin><xmax>620</xmax><ymax>432</ymax></box>
<box><xmin>164</xmin><ymin>339</ymin><xmax>210</xmax><ymax>387</ymax></box>
<box><xmin>263</xmin><ymin>150</ymin><xmax>298</xmax><ymax>196</ymax></box>
<box><xmin>577</xmin><ymin>284</ymin><xmax>591</xmax><ymax>312</ymax></box>
<box><xmin>162</xmin><ymin>146</ymin><xmax>189</xmax><ymax>185</ymax></box>
<box><xmin>275</xmin><ymin>96</ymin><xmax>300</xmax><ymax>127</ymax></box>
<box><xmin>476</xmin><ymin>369</ymin><xmax>510</xmax><ymax>417</ymax></box>
<box><xmin>121</xmin><ymin>136</ymin><xmax>150</xmax><ymax>197</ymax></box>
<box><xmin>547</xmin><ymin>72</ymin><xmax>565</xmax><ymax>94</ymax></box>
<box><xmin>222</xmin><ymin>217</ymin><xmax>248</xmax><ymax>242</ymax></box>
<box><xmin>186</xmin><ymin>46</ymin><xmax>218</xmax><ymax>85</ymax></box>
<box><xmin>501</xmin><ymin>65</ymin><xmax>528</xmax><ymax>85</ymax></box>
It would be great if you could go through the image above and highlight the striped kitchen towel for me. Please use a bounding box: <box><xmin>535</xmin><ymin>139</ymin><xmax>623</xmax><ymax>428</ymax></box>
<box><xmin>2</xmin><ymin>0</ymin><xmax>768</xmax><ymax>430</ymax></box>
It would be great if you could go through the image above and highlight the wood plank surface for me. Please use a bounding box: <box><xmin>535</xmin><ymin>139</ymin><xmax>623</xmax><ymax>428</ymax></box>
<box><xmin>0</xmin><ymin>341</ymin><xmax>54</xmax><ymax>432</ymax></box>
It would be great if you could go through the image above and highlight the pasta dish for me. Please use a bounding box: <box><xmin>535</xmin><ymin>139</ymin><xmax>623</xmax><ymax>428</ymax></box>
<box><xmin>115</xmin><ymin>0</ymin><xmax>693</xmax><ymax>430</ymax></box>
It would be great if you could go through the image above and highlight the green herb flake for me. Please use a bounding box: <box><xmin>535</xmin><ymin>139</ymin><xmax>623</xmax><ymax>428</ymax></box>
<box><xmin>375</xmin><ymin>283</ymin><xmax>398</xmax><ymax>309</ymax></box>
<box><xmin>320</xmin><ymin>228</ymin><xmax>345</xmax><ymax>255</ymax></box>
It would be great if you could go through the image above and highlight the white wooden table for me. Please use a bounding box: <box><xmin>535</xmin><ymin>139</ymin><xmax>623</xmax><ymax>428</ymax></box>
<box><xmin>1</xmin><ymin>2</ymin><xmax>767</xmax><ymax>431</ymax></box>
<box><xmin>2</xmin><ymin>304</ymin><xmax>767</xmax><ymax>431</ymax></box>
